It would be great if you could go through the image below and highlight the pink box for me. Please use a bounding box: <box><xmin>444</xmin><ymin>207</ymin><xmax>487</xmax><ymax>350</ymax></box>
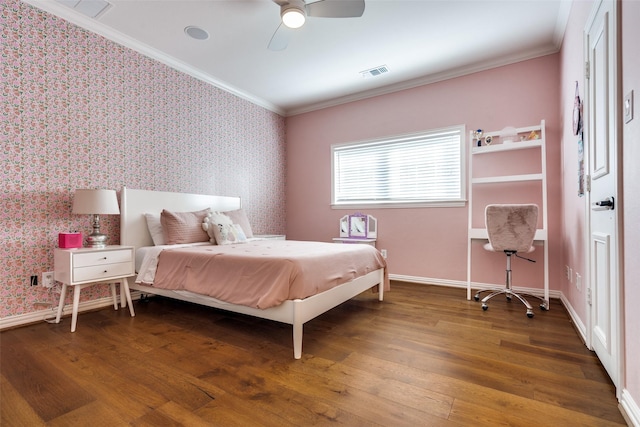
<box><xmin>59</xmin><ymin>233</ymin><xmax>83</xmax><ymax>249</ymax></box>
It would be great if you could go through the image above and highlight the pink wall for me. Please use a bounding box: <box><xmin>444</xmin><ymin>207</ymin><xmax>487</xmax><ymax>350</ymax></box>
<box><xmin>1</xmin><ymin>0</ymin><xmax>286</xmax><ymax>319</ymax></box>
<box><xmin>558</xmin><ymin>0</ymin><xmax>593</xmax><ymax>323</ymax></box>
<box><xmin>286</xmin><ymin>55</ymin><xmax>561</xmax><ymax>290</ymax></box>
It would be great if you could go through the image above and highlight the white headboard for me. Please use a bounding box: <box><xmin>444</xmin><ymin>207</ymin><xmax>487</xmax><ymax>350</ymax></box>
<box><xmin>120</xmin><ymin>187</ymin><xmax>241</xmax><ymax>251</ymax></box>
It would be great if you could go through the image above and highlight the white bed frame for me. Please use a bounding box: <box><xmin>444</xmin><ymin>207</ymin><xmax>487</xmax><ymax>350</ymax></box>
<box><xmin>120</xmin><ymin>187</ymin><xmax>384</xmax><ymax>359</ymax></box>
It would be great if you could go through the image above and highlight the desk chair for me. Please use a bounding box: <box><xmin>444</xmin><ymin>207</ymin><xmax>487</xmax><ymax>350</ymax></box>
<box><xmin>474</xmin><ymin>204</ymin><xmax>548</xmax><ymax>318</ymax></box>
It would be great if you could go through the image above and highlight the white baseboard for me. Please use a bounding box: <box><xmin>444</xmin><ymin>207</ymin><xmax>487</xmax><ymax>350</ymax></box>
<box><xmin>621</xmin><ymin>389</ymin><xmax>640</xmax><ymax>427</ymax></box>
<box><xmin>559</xmin><ymin>291</ymin><xmax>588</xmax><ymax>344</ymax></box>
<box><xmin>389</xmin><ymin>274</ymin><xmax>563</xmax><ymax>300</ymax></box>
<box><xmin>0</xmin><ymin>292</ymin><xmax>142</xmax><ymax>331</ymax></box>
<box><xmin>389</xmin><ymin>274</ymin><xmax>467</xmax><ymax>289</ymax></box>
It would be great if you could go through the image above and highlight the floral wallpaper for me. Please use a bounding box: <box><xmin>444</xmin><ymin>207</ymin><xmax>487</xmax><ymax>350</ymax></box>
<box><xmin>1</xmin><ymin>0</ymin><xmax>286</xmax><ymax>319</ymax></box>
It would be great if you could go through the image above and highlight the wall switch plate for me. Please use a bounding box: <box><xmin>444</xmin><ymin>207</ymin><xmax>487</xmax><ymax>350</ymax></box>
<box><xmin>42</xmin><ymin>271</ymin><xmax>55</xmax><ymax>288</ymax></box>
<box><xmin>624</xmin><ymin>90</ymin><xmax>634</xmax><ymax>123</ymax></box>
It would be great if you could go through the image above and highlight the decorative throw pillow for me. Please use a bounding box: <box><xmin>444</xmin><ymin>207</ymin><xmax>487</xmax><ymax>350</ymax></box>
<box><xmin>223</xmin><ymin>209</ymin><xmax>254</xmax><ymax>238</ymax></box>
<box><xmin>202</xmin><ymin>211</ymin><xmax>247</xmax><ymax>245</ymax></box>
<box><xmin>144</xmin><ymin>213</ymin><xmax>165</xmax><ymax>246</ymax></box>
<box><xmin>160</xmin><ymin>208</ymin><xmax>211</xmax><ymax>245</ymax></box>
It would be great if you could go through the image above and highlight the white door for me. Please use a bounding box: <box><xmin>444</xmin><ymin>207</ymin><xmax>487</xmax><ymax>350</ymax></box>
<box><xmin>585</xmin><ymin>0</ymin><xmax>620</xmax><ymax>389</ymax></box>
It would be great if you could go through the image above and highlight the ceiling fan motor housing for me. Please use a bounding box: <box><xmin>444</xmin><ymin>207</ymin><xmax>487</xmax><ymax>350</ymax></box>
<box><xmin>281</xmin><ymin>0</ymin><xmax>307</xmax><ymax>28</ymax></box>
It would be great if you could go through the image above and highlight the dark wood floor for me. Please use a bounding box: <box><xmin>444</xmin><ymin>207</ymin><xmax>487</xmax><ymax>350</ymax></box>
<box><xmin>1</xmin><ymin>282</ymin><xmax>627</xmax><ymax>426</ymax></box>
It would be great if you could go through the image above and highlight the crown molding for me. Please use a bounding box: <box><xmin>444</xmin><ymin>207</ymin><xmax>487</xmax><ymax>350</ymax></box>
<box><xmin>21</xmin><ymin>0</ymin><xmax>566</xmax><ymax>118</ymax></box>
<box><xmin>286</xmin><ymin>46</ymin><xmax>560</xmax><ymax>116</ymax></box>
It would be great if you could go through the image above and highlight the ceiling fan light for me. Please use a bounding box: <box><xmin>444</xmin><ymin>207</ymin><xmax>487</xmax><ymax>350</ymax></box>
<box><xmin>282</xmin><ymin>6</ymin><xmax>306</xmax><ymax>29</ymax></box>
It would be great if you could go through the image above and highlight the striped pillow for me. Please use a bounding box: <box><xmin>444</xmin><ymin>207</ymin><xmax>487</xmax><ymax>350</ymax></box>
<box><xmin>160</xmin><ymin>208</ymin><xmax>211</xmax><ymax>245</ymax></box>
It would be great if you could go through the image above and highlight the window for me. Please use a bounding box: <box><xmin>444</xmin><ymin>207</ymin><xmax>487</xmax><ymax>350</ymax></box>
<box><xmin>332</xmin><ymin>125</ymin><xmax>465</xmax><ymax>207</ymax></box>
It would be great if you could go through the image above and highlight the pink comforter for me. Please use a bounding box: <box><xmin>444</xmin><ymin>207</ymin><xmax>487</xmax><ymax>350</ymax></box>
<box><xmin>152</xmin><ymin>240</ymin><xmax>388</xmax><ymax>309</ymax></box>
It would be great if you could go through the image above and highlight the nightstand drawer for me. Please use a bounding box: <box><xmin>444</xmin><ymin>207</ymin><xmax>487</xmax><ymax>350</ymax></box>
<box><xmin>73</xmin><ymin>261</ymin><xmax>133</xmax><ymax>283</ymax></box>
<box><xmin>73</xmin><ymin>249</ymin><xmax>132</xmax><ymax>268</ymax></box>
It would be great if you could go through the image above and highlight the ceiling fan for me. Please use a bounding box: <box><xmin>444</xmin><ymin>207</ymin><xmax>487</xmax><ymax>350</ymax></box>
<box><xmin>268</xmin><ymin>0</ymin><xmax>365</xmax><ymax>51</ymax></box>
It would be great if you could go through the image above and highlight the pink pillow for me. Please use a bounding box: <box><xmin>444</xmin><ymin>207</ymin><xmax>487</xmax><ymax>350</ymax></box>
<box><xmin>224</xmin><ymin>209</ymin><xmax>254</xmax><ymax>238</ymax></box>
<box><xmin>160</xmin><ymin>208</ymin><xmax>211</xmax><ymax>245</ymax></box>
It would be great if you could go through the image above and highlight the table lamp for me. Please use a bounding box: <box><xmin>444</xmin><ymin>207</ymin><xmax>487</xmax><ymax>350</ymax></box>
<box><xmin>72</xmin><ymin>189</ymin><xmax>120</xmax><ymax>248</ymax></box>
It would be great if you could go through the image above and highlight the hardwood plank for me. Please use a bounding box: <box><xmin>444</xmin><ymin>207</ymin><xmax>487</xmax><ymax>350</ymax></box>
<box><xmin>0</xmin><ymin>375</ymin><xmax>46</xmax><ymax>426</ymax></box>
<box><xmin>0</xmin><ymin>281</ymin><xmax>626</xmax><ymax>425</ymax></box>
<box><xmin>0</xmin><ymin>332</ymin><xmax>95</xmax><ymax>422</ymax></box>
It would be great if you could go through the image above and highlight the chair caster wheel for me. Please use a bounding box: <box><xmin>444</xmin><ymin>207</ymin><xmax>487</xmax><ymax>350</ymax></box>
<box><xmin>482</xmin><ymin>304</ymin><xmax>488</xmax><ymax>311</ymax></box>
<box><xmin>474</xmin><ymin>294</ymin><xmax>480</xmax><ymax>301</ymax></box>
<box><xmin>540</xmin><ymin>304</ymin><xmax>548</xmax><ymax>311</ymax></box>
<box><xmin>527</xmin><ymin>311</ymin><xmax>534</xmax><ymax>318</ymax></box>
<box><xmin>506</xmin><ymin>295</ymin><xmax>512</xmax><ymax>301</ymax></box>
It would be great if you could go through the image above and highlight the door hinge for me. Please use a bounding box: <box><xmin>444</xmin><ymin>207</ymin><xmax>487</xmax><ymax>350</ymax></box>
<box><xmin>585</xmin><ymin>174</ymin><xmax>591</xmax><ymax>192</ymax></box>
<box><xmin>587</xmin><ymin>287</ymin><xmax>592</xmax><ymax>306</ymax></box>
<box><xmin>585</xmin><ymin>61</ymin><xmax>590</xmax><ymax>80</ymax></box>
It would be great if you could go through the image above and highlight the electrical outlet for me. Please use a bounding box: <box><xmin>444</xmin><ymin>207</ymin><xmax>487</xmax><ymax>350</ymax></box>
<box><xmin>565</xmin><ymin>265</ymin><xmax>572</xmax><ymax>281</ymax></box>
<box><xmin>380</xmin><ymin>249</ymin><xmax>387</xmax><ymax>259</ymax></box>
<box><xmin>42</xmin><ymin>271</ymin><xmax>55</xmax><ymax>288</ymax></box>
<box><xmin>30</xmin><ymin>275</ymin><xmax>38</xmax><ymax>286</ymax></box>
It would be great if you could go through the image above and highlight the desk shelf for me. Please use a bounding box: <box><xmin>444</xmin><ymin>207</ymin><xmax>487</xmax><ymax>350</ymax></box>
<box><xmin>467</xmin><ymin>120</ymin><xmax>549</xmax><ymax>305</ymax></box>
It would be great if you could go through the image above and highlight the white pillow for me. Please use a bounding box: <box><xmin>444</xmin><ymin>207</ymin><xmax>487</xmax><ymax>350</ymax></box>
<box><xmin>202</xmin><ymin>211</ymin><xmax>247</xmax><ymax>245</ymax></box>
<box><xmin>144</xmin><ymin>213</ymin><xmax>165</xmax><ymax>246</ymax></box>
<box><xmin>223</xmin><ymin>209</ymin><xmax>254</xmax><ymax>238</ymax></box>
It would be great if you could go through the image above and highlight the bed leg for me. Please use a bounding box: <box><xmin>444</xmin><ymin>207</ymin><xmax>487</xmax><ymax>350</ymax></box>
<box><xmin>293</xmin><ymin>322</ymin><xmax>303</xmax><ymax>359</ymax></box>
<box><xmin>378</xmin><ymin>270</ymin><xmax>385</xmax><ymax>301</ymax></box>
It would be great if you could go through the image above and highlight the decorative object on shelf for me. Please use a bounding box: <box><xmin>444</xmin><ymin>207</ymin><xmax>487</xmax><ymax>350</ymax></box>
<box><xmin>485</xmin><ymin>135</ymin><xmax>493</xmax><ymax>145</ymax></box>
<box><xmin>500</xmin><ymin>126</ymin><xmax>518</xmax><ymax>143</ymax></box>
<box><xmin>72</xmin><ymin>189</ymin><xmax>120</xmax><ymax>248</ymax></box>
<box><xmin>473</xmin><ymin>129</ymin><xmax>483</xmax><ymax>147</ymax></box>
<box><xmin>339</xmin><ymin>213</ymin><xmax>377</xmax><ymax>238</ymax></box>
<box><xmin>573</xmin><ymin>81</ymin><xmax>583</xmax><ymax>135</ymax></box>
<box><xmin>525</xmin><ymin>130</ymin><xmax>540</xmax><ymax>140</ymax></box>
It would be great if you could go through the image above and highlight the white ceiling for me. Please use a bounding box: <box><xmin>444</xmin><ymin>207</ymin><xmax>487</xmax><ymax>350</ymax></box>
<box><xmin>26</xmin><ymin>0</ymin><xmax>571</xmax><ymax>116</ymax></box>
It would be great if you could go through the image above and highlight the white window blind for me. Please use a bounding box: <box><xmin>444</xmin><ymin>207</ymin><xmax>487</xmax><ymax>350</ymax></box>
<box><xmin>332</xmin><ymin>125</ymin><xmax>465</xmax><ymax>206</ymax></box>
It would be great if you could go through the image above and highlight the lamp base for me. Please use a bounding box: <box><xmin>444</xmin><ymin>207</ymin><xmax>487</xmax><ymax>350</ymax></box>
<box><xmin>86</xmin><ymin>233</ymin><xmax>108</xmax><ymax>248</ymax></box>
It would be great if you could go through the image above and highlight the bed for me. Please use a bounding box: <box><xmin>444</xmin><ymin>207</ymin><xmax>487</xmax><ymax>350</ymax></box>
<box><xmin>119</xmin><ymin>187</ymin><xmax>388</xmax><ymax>359</ymax></box>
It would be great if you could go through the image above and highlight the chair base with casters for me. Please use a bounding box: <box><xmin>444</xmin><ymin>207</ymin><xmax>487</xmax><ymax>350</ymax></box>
<box><xmin>474</xmin><ymin>249</ymin><xmax>548</xmax><ymax>318</ymax></box>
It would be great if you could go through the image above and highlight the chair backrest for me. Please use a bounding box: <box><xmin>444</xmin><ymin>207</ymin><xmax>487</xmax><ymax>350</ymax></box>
<box><xmin>485</xmin><ymin>204</ymin><xmax>538</xmax><ymax>252</ymax></box>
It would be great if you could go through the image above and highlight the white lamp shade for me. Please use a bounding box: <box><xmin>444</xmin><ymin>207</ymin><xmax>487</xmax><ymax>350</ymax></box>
<box><xmin>72</xmin><ymin>189</ymin><xmax>120</xmax><ymax>215</ymax></box>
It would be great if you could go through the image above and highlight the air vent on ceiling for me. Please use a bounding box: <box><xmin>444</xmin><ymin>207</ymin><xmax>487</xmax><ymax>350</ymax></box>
<box><xmin>56</xmin><ymin>0</ymin><xmax>111</xmax><ymax>18</ymax></box>
<box><xmin>360</xmin><ymin>65</ymin><xmax>389</xmax><ymax>78</ymax></box>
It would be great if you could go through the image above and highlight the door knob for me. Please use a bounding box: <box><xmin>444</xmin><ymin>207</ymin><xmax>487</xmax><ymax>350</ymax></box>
<box><xmin>593</xmin><ymin>197</ymin><xmax>615</xmax><ymax>210</ymax></box>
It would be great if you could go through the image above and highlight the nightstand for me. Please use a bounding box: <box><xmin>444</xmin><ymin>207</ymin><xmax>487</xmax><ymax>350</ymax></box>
<box><xmin>54</xmin><ymin>245</ymin><xmax>135</xmax><ymax>332</ymax></box>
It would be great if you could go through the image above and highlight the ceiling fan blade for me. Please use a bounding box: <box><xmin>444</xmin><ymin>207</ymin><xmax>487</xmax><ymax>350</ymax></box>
<box><xmin>268</xmin><ymin>23</ymin><xmax>294</xmax><ymax>51</ymax></box>
<box><xmin>306</xmin><ymin>0</ymin><xmax>365</xmax><ymax>18</ymax></box>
